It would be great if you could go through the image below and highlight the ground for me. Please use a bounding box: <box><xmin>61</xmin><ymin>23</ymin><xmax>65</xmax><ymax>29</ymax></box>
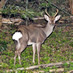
<box><xmin>0</xmin><ymin>23</ymin><xmax>73</xmax><ymax>72</ymax></box>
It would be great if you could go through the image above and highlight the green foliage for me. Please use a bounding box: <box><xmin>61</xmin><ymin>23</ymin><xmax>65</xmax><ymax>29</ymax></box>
<box><xmin>0</xmin><ymin>41</ymin><xmax>8</xmax><ymax>52</ymax></box>
<box><xmin>2</xmin><ymin>5</ymin><xmax>19</xmax><ymax>15</ymax></box>
<box><xmin>43</xmin><ymin>67</ymin><xmax>51</xmax><ymax>72</ymax></box>
<box><xmin>0</xmin><ymin>63</ymin><xmax>8</xmax><ymax>68</ymax></box>
<box><xmin>40</xmin><ymin>2</ymin><xmax>51</xmax><ymax>8</ymax></box>
<box><xmin>2</xmin><ymin>5</ymin><xmax>44</xmax><ymax>19</ymax></box>
<box><xmin>0</xmin><ymin>70</ymin><xmax>4</xmax><ymax>73</ymax></box>
<box><xmin>2</xmin><ymin>0</ymin><xmax>53</xmax><ymax>19</ymax></box>
<box><xmin>17</xmin><ymin>70</ymin><xmax>27</xmax><ymax>73</ymax></box>
<box><xmin>63</xmin><ymin>63</ymin><xmax>69</xmax><ymax>68</ymax></box>
<box><xmin>69</xmin><ymin>62</ymin><xmax>73</xmax><ymax>70</ymax></box>
<box><xmin>69</xmin><ymin>42</ymin><xmax>73</xmax><ymax>47</ymax></box>
<box><xmin>21</xmin><ymin>9</ymin><xmax>36</xmax><ymax>19</ymax></box>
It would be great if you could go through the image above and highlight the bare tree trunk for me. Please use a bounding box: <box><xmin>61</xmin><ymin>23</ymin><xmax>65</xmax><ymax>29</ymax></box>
<box><xmin>0</xmin><ymin>15</ymin><xmax>2</xmax><ymax>27</ymax></box>
<box><xmin>25</xmin><ymin>0</ymin><xmax>29</xmax><ymax>26</ymax></box>
<box><xmin>0</xmin><ymin>1</ymin><xmax>2</xmax><ymax>27</ymax></box>
<box><xmin>69</xmin><ymin>0</ymin><xmax>73</xmax><ymax>15</ymax></box>
<box><xmin>0</xmin><ymin>0</ymin><xmax>6</xmax><ymax>27</ymax></box>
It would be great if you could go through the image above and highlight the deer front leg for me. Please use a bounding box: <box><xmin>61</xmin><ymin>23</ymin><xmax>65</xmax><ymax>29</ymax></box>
<box><xmin>37</xmin><ymin>43</ymin><xmax>41</xmax><ymax>65</ymax></box>
<box><xmin>32</xmin><ymin>44</ymin><xmax>36</xmax><ymax>64</ymax></box>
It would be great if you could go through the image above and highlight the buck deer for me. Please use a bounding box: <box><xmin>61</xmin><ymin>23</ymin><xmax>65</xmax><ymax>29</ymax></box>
<box><xmin>12</xmin><ymin>9</ymin><xmax>61</xmax><ymax>65</ymax></box>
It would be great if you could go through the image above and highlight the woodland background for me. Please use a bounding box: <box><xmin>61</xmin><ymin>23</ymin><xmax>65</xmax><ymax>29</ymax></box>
<box><xmin>0</xmin><ymin>0</ymin><xmax>73</xmax><ymax>73</ymax></box>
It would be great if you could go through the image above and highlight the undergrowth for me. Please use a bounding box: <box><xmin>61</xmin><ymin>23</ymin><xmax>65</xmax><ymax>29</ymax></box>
<box><xmin>0</xmin><ymin>25</ymin><xmax>73</xmax><ymax>72</ymax></box>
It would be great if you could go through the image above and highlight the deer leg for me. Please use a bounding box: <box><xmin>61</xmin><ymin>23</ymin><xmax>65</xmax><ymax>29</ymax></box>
<box><xmin>14</xmin><ymin>43</ymin><xmax>27</xmax><ymax>65</ymax></box>
<box><xmin>14</xmin><ymin>50</ymin><xmax>18</xmax><ymax>65</ymax></box>
<box><xmin>37</xmin><ymin>43</ymin><xmax>41</xmax><ymax>65</ymax></box>
<box><xmin>14</xmin><ymin>50</ymin><xmax>22</xmax><ymax>65</ymax></box>
<box><xmin>18</xmin><ymin>44</ymin><xmax>27</xmax><ymax>65</ymax></box>
<box><xmin>18</xmin><ymin>52</ymin><xmax>21</xmax><ymax>64</ymax></box>
<box><xmin>14</xmin><ymin>51</ymin><xmax>21</xmax><ymax>65</ymax></box>
<box><xmin>14</xmin><ymin>41</ymin><xmax>21</xmax><ymax>65</ymax></box>
<box><xmin>32</xmin><ymin>44</ymin><xmax>36</xmax><ymax>64</ymax></box>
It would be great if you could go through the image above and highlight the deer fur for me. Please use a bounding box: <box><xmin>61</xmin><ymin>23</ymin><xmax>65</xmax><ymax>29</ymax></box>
<box><xmin>12</xmin><ymin>11</ymin><xmax>61</xmax><ymax>65</ymax></box>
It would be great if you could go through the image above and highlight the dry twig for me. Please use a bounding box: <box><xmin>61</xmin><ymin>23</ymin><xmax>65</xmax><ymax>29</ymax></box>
<box><xmin>6</xmin><ymin>61</ymin><xmax>73</xmax><ymax>72</ymax></box>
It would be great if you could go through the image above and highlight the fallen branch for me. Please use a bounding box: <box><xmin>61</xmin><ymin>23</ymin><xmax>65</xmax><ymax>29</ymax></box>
<box><xmin>25</xmin><ymin>61</ymin><xmax>73</xmax><ymax>70</ymax></box>
<box><xmin>67</xmin><ymin>70</ymin><xmax>73</xmax><ymax>73</ymax></box>
<box><xmin>32</xmin><ymin>17</ymin><xmax>44</xmax><ymax>20</ymax></box>
<box><xmin>6</xmin><ymin>61</ymin><xmax>73</xmax><ymax>72</ymax></box>
<box><xmin>0</xmin><ymin>65</ymin><xmax>2</xmax><ymax>67</ymax></box>
<box><xmin>49</xmin><ymin>68</ymin><xmax>64</xmax><ymax>72</ymax></box>
<box><xmin>2</xmin><ymin>18</ymin><xmax>23</xmax><ymax>25</ymax></box>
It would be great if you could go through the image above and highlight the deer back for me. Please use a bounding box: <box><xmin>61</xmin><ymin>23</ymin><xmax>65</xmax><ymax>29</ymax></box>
<box><xmin>17</xmin><ymin>25</ymin><xmax>46</xmax><ymax>44</ymax></box>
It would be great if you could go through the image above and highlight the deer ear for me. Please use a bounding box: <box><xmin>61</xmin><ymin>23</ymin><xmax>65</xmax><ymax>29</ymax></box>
<box><xmin>54</xmin><ymin>15</ymin><xmax>61</xmax><ymax>23</ymax></box>
<box><xmin>44</xmin><ymin>15</ymin><xmax>51</xmax><ymax>23</ymax></box>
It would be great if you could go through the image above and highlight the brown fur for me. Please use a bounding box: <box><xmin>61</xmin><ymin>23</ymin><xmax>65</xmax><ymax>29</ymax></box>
<box><xmin>17</xmin><ymin>25</ymin><xmax>46</xmax><ymax>43</ymax></box>
<box><xmin>14</xmin><ymin>24</ymin><xmax>46</xmax><ymax>65</ymax></box>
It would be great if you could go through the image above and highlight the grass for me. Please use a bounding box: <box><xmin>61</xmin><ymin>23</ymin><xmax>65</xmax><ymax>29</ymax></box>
<box><xmin>0</xmin><ymin>25</ymin><xmax>73</xmax><ymax>72</ymax></box>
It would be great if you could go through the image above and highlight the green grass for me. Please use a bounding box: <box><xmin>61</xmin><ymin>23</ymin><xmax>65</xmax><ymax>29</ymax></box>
<box><xmin>0</xmin><ymin>26</ymin><xmax>73</xmax><ymax>72</ymax></box>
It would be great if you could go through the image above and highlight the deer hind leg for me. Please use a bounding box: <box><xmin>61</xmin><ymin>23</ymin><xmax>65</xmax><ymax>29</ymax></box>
<box><xmin>32</xmin><ymin>44</ymin><xmax>36</xmax><ymax>64</ymax></box>
<box><xmin>14</xmin><ymin>50</ymin><xmax>22</xmax><ymax>65</ymax></box>
<box><xmin>18</xmin><ymin>52</ymin><xmax>21</xmax><ymax>65</ymax></box>
<box><xmin>14</xmin><ymin>43</ymin><xmax>27</xmax><ymax>65</ymax></box>
<box><xmin>14</xmin><ymin>50</ymin><xmax>18</xmax><ymax>65</ymax></box>
<box><xmin>37</xmin><ymin>43</ymin><xmax>41</xmax><ymax>65</ymax></box>
<box><xmin>18</xmin><ymin>44</ymin><xmax>27</xmax><ymax>64</ymax></box>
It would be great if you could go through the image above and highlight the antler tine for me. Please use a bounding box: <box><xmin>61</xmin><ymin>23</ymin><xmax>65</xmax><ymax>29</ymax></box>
<box><xmin>54</xmin><ymin>9</ymin><xmax>59</xmax><ymax>17</ymax></box>
<box><xmin>45</xmin><ymin>8</ymin><xmax>50</xmax><ymax>17</ymax></box>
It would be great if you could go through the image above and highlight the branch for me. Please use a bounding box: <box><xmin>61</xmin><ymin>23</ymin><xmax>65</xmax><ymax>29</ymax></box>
<box><xmin>32</xmin><ymin>17</ymin><xmax>44</xmax><ymax>20</ymax></box>
<box><xmin>2</xmin><ymin>18</ymin><xmax>23</xmax><ymax>25</ymax></box>
<box><xmin>26</xmin><ymin>61</ymin><xmax>73</xmax><ymax>70</ymax></box>
<box><xmin>6</xmin><ymin>61</ymin><xmax>73</xmax><ymax>72</ymax></box>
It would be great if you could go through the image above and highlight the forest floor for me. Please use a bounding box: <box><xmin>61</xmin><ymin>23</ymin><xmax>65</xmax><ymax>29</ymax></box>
<box><xmin>0</xmin><ymin>23</ymin><xmax>73</xmax><ymax>73</ymax></box>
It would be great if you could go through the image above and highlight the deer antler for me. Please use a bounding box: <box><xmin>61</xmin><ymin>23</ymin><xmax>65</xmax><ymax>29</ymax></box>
<box><xmin>45</xmin><ymin>8</ymin><xmax>50</xmax><ymax>17</ymax></box>
<box><xmin>54</xmin><ymin>9</ymin><xmax>59</xmax><ymax>17</ymax></box>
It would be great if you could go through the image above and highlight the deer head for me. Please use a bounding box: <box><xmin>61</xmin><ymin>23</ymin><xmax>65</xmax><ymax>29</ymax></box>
<box><xmin>44</xmin><ymin>9</ymin><xmax>61</xmax><ymax>25</ymax></box>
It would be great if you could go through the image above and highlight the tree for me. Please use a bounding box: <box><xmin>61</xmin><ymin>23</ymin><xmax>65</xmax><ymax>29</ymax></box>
<box><xmin>0</xmin><ymin>0</ymin><xmax>6</xmax><ymax>27</ymax></box>
<box><xmin>69</xmin><ymin>0</ymin><xmax>73</xmax><ymax>15</ymax></box>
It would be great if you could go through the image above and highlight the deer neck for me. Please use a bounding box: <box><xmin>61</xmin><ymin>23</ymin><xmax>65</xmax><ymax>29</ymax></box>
<box><xmin>44</xmin><ymin>22</ymin><xmax>55</xmax><ymax>37</ymax></box>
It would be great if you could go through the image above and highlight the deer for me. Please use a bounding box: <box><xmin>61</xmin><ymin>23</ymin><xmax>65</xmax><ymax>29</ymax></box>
<box><xmin>12</xmin><ymin>9</ymin><xmax>61</xmax><ymax>65</ymax></box>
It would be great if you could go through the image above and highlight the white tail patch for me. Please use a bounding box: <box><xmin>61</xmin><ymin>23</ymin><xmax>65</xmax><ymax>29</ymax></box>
<box><xmin>12</xmin><ymin>32</ymin><xmax>22</xmax><ymax>41</ymax></box>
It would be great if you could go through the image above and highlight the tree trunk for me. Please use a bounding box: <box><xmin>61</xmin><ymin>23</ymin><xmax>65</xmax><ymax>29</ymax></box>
<box><xmin>0</xmin><ymin>15</ymin><xmax>2</xmax><ymax>27</ymax></box>
<box><xmin>0</xmin><ymin>0</ymin><xmax>6</xmax><ymax>27</ymax></box>
<box><xmin>69</xmin><ymin>0</ymin><xmax>73</xmax><ymax>15</ymax></box>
